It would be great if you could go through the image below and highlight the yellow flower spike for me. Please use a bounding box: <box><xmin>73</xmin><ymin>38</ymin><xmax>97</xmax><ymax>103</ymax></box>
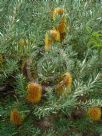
<box><xmin>87</xmin><ymin>107</ymin><xmax>101</xmax><ymax>121</ymax></box>
<box><xmin>51</xmin><ymin>8</ymin><xmax>64</xmax><ymax>21</ymax></box>
<box><xmin>55</xmin><ymin>72</ymin><xmax>72</xmax><ymax>96</ymax></box>
<box><xmin>45</xmin><ymin>32</ymin><xmax>53</xmax><ymax>51</ymax></box>
<box><xmin>10</xmin><ymin>109</ymin><xmax>22</xmax><ymax>125</ymax></box>
<box><xmin>49</xmin><ymin>29</ymin><xmax>60</xmax><ymax>42</ymax></box>
<box><xmin>56</xmin><ymin>15</ymin><xmax>69</xmax><ymax>41</ymax></box>
<box><xmin>56</xmin><ymin>8</ymin><xmax>64</xmax><ymax>15</ymax></box>
<box><xmin>63</xmin><ymin>72</ymin><xmax>72</xmax><ymax>88</ymax></box>
<box><xmin>45</xmin><ymin>29</ymin><xmax>60</xmax><ymax>51</ymax></box>
<box><xmin>56</xmin><ymin>16</ymin><xmax>67</xmax><ymax>33</ymax></box>
<box><xmin>26</xmin><ymin>82</ymin><xmax>42</xmax><ymax>104</ymax></box>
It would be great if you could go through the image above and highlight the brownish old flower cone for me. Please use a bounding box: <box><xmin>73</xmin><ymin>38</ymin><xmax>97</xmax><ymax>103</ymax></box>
<box><xmin>26</xmin><ymin>82</ymin><xmax>42</xmax><ymax>104</ymax></box>
<box><xmin>10</xmin><ymin>109</ymin><xmax>22</xmax><ymax>125</ymax></box>
<box><xmin>56</xmin><ymin>72</ymin><xmax>72</xmax><ymax>96</ymax></box>
<box><xmin>87</xmin><ymin>107</ymin><xmax>101</xmax><ymax>121</ymax></box>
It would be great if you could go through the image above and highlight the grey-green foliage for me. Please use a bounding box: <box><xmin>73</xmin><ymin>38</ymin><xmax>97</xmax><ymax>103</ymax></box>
<box><xmin>37</xmin><ymin>46</ymin><xmax>75</xmax><ymax>82</ymax></box>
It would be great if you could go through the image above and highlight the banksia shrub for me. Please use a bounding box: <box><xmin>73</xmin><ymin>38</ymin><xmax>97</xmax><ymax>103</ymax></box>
<box><xmin>10</xmin><ymin>109</ymin><xmax>22</xmax><ymax>125</ymax></box>
<box><xmin>0</xmin><ymin>0</ymin><xmax>102</xmax><ymax>135</ymax></box>
<box><xmin>26</xmin><ymin>82</ymin><xmax>42</xmax><ymax>104</ymax></box>
<box><xmin>87</xmin><ymin>107</ymin><xmax>101</xmax><ymax>121</ymax></box>
<box><xmin>55</xmin><ymin>72</ymin><xmax>72</xmax><ymax>96</ymax></box>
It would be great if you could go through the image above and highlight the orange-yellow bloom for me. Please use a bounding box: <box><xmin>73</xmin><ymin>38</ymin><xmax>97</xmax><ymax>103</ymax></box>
<box><xmin>26</xmin><ymin>82</ymin><xmax>42</xmax><ymax>104</ymax></box>
<box><xmin>45</xmin><ymin>32</ymin><xmax>53</xmax><ymax>51</ymax></box>
<box><xmin>55</xmin><ymin>15</ymin><xmax>69</xmax><ymax>41</ymax></box>
<box><xmin>45</xmin><ymin>29</ymin><xmax>60</xmax><ymax>51</ymax></box>
<box><xmin>87</xmin><ymin>107</ymin><xmax>101</xmax><ymax>121</ymax></box>
<box><xmin>62</xmin><ymin>72</ymin><xmax>72</xmax><ymax>87</ymax></box>
<box><xmin>10</xmin><ymin>109</ymin><xmax>22</xmax><ymax>125</ymax></box>
<box><xmin>54</xmin><ymin>8</ymin><xmax>64</xmax><ymax>15</ymax></box>
<box><xmin>56</xmin><ymin>16</ymin><xmax>67</xmax><ymax>33</ymax></box>
<box><xmin>56</xmin><ymin>72</ymin><xmax>72</xmax><ymax>96</ymax></box>
<box><xmin>50</xmin><ymin>8</ymin><xmax>64</xmax><ymax>21</ymax></box>
<box><xmin>49</xmin><ymin>30</ymin><xmax>60</xmax><ymax>41</ymax></box>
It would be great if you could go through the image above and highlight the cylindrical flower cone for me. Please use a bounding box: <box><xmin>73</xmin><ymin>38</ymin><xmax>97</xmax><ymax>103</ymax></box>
<box><xmin>45</xmin><ymin>32</ymin><xmax>53</xmax><ymax>51</ymax></box>
<box><xmin>26</xmin><ymin>82</ymin><xmax>42</xmax><ymax>104</ymax></box>
<box><xmin>10</xmin><ymin>109</ymin><xmax>22</xmax><ymax>125</ymax></box>
<box><xmin>87</xmin><ymin>107</ymin><xmax>101</xmax><ymax>121</ymax></box>
<box><xmin>50</xmin><ymin>8</ymin><xmax>64</xmax><ymax>21</ymax></box>
<box><xmin>62</xmin><ymin>72</ymin><xmax>72</xmax><ymax>87</ymax></box>
<box><xmin>55</xmin><ymin>15</ymin><xmax>69</xmax><ymax>41</ymax></box>
<box><xmin>56</xmin><ymin>16</ymin><xmax>68</xmax><ymax>33</ymax></box>
<box><xmin>49</xmin><ymin>29</ymin><xmax>60</xmax><ymax>42</ymax></box>
<box><xmin>55</xmin><ymin>72</ymin><xmax>72</xmax><ymax>96</ymax></box>
<box><xmin>44</xmin><ymin>30</ymin><xmax>60</xmax><ymax>51</ymax></box>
